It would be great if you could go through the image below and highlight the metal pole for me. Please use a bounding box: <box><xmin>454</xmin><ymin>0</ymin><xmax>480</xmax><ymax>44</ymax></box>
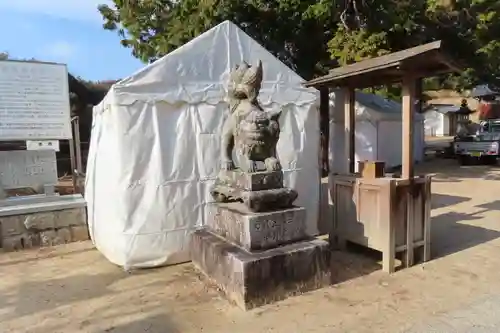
<box><xmin>74</xmin><ymin>116</ymin><xmax>83</xmax><ymax>176</ymax></box>
<box><xmin>69</xmin><ymin>116</ymin><xmax>79</xmax><ymax>193</ymax></box>
<box><xmin>68</xmin><ymin>137</ymin><xmax>77</xmax><ymax>194</ymax></box>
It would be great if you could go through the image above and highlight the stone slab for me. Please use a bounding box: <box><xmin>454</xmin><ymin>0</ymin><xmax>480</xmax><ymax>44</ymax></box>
<box><xmin>190</xmin><ymin>228</ymin><xmax>331</xmax><ymax>310</ymax></box>
<box><xmin>208</xmin><ymin>202</ymin><xmax>307</xmax><ymax>251</ymax></box>
<box><xmin>70</xmin><ymin>225</ymin><xmax>90</xmax><ymax>242</ymax></box>
<box><xmin>212</xmin><ymin>184</ymin><xmax>298</xmax><ymax>212</ymax></box>
<box><xmin>22</xmin><ymin>211</ymin><xmax>57</xmax><ymax>230</ymax></box>
<box><xmin>0</xmin><ymin>150</ymin><xmax>57</xmax><ymax>190</ymax></box>
<box><xmin>0</xmin><ymin>207</ymin><xmax>89</xmax><ymax>251</ymax></box>
<box><xmin>0</xmin><ymin>215</ymin><xmax>28</xmax><ymax>237</ymax></box>
<box><xmin>0</xmin><ymin>194</ymin><xmax>79</xmax><ymax>208</ymax></box>
<box><xmin>40</xmin><ymin>230</ymin><xmax>57</xmax><ymax>247</ymax></box>
<box><xmin>0</xmin><ymin>194</ymin><xmax>87</xmax><ymax>217</ymax></box>
<box><xmin>0</xmin><ymin>207</ymin><xmax>86</xmax><ymax>236</ymax></box>
<box><xmin>55</xmin><ymin>228</ymin><xmax>72</xmax><ymax>244</ymax></box>
<box><xmin>1</xmin><ymin>233</ymin><xmax>40</xmax><ymax>251</ymax></box>
<box><xmin>217</xmin><ymin>170</ymin><xmax>283</xmax><ymax>191</ymax></box>
<box><xmin>54</xmin><ymin>208</ymin><xmax>87</xmax><ymax>228</ymax></box>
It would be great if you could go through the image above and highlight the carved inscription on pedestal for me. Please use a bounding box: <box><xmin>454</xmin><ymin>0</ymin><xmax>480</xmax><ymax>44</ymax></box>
<box><xmin>208</xmin><ymin>203</ymin><xmax>307</xmax><ymax>251</ymax></box>
<box><xmin>249</xmin><ymin>208</ymin><xmax>306</xmax><ymax>249</ymax></box>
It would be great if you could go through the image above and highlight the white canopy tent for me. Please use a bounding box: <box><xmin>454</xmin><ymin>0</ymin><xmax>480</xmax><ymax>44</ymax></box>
<box><xmin>85</xmin><ymin>21</ymin><xmax>320</xmax><ymax>269</ymax></box>
<box><xmin>329</xmin><ymin>90</ymin><xmax>425</xmax><ymax>173</ymax></box>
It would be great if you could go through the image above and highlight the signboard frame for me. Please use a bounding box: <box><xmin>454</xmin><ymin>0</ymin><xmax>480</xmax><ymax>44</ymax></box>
<box><xmin>0</xmin><ymin>59</ymin><xmax>80</xmax><ymax>198</ymax></box>
<box><xmin>0</xmin><ymin>59</ymin><xmax>73</xmax><ymax>141</ymax></box>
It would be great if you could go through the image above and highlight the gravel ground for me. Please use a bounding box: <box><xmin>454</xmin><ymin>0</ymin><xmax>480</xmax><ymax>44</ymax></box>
<box><xmin>1</xmin><ymin>158</ymin><xmax>500</xmax><ymax>333</ymax></box>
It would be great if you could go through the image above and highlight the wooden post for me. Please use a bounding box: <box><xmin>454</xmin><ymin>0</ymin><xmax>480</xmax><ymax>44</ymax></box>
<box><xmin>423</xmin><ymin>176</ymin><xmax>432</xmax><ymax>262</ymax></box>
<box><xmin>319</xmin><ymin>87</ymin><xmax>330</xmax><ymax>177</ymax></box>
<box><xmin>415</xmin><ymin>78</ymin><xmax>423</xmax><ymax>114</ymax></box>
<box><xmin>402</xmin><ymin>75</ymin><xmax>416</xmax><ymax>267</ymax></box>
<box><xmin>402</xmin><ymin>76</ymin><xmax>415</xmax><ymax>179</ymax></box>
<box><xmin>382</xmin><ymin>181</ymin><xmax>396</xmax><ymax>273</ymax></box>
<box><xmin>343</xmin><ymin>87</ymin><xmax>355</xmax><ymax>174</ymax></box>
<box><xmin>319</xmin><ymin>87</ymin><xmax>330</xmax><ymax>236</ymax></box>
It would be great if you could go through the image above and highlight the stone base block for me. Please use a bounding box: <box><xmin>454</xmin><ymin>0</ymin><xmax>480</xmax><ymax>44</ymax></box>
<box><xmin>2</xmin><ymin>233</ymin><xmax>40</xmax><ymax>251</ymax></box>
<box><xmin>208</xmin><ymin>202</ymin><xmax>307</xmax><ymax>250</ymax></box>
<box><xmin>216</xmin><ymin>170</ymin><xmax>283</xmax><ymax>191</ymax></box>
<box><xmin>40</xmin><ymin>230</ymin><xmax>57</xmax><ymax>247</ymax></box>
<box><xmin>0</xmin><ymin>215</ymin><xmax>28</xmax><ymax>238</ymax></box>
<box><xmin>69</xmin><ymin>225</ymin><xmax>90</xmax><ymax>242</ymax></box>
<box><xmin>0</xmin><ymin>208</ymin><xmax>86</xmax><ymax>235</ymax></box>
<box><xmin>212</xmin><ymin>184</ymin><xmax>298</xmax><ymax>212</ymax></box>
<box><xmin>241</xmin><ymin>187</ymin><xmax>298</xmax><ymax>212</ymax></box>
<box><xmin>55</xmin><ymin>228</ymin><xmax>72</xmax><ymax>245</ymax></box>
<box><xmin>0</xmin><ymin>207</ymin><xmax>89</xmax><ymax>252</ymax></box>
<box><xmin>190</xmin><ymin>228</ymin><xmax>331</xmax><ymax>310</ymax></box>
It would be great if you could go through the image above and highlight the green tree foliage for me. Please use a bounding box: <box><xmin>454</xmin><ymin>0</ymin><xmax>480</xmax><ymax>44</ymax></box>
<box><xmin>99</xmin><ymin>0</ymin><xmax>500</xmax><ymax>91</ymax></box>
<box><xmin>98</xmin><ymin>0</ymin><xmax>338</xmax><ymax>79</ymax></box>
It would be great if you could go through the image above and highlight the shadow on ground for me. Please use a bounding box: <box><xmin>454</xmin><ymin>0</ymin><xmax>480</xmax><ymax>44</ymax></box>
<box><xmin>0</xmin><ymin>264</ymin><xmax>201</xmax><ymax>322</ymax></box>
<box><xmin>431</xmin><ymin>193</ymin><xmax>471</xmax><ymax>209</ymax></box>
<box><xmin>432</xmin><ymin>200</ymin><xmax>500</xmax><ymax>259</ymax></box>
<box><xmin>330</xmin><ymin>244</ymin><xmax>381</xmax><ymax>285</ymax></box>
<box><xmin>0</xmin><ymin>271</ymin><xmax>128</xmax><ymax>323</ymax></box>
<box><xmin>416</xmin><ymin>158</ymin><xmax>500</xmax><ymax>183</ymax></box>
<box><xmin>0</xmin><ymin>246</ymin><xmax>95</xmax><ymax>268</ymax></box>
<box><xmin>326</xmin><ymin>197</ymin><xmax>500</xmax><ymax>283</ymax></box>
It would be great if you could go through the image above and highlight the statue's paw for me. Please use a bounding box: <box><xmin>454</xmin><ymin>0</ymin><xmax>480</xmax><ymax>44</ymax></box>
<box><xmin>265</xmin><ymin>157</ymin><xmax>281</xmax><ymax>171</ymax></box>
<box><xmin>221</xmin><ymin>160</ymin><xmax>235</xmax><ymax>171</ymax></box>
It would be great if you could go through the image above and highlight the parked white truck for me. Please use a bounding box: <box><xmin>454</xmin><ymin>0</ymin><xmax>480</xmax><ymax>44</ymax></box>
<box><xmin>453</xmin><ymin>120</ymin><xmax>500</xmax><ymax>165</ymax></box>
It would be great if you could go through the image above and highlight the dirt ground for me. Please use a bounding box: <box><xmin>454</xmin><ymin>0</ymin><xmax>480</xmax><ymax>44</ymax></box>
<box><xmin>2</xmin><ymin>158</ymin><xmax>500</xmax><ymax>333</ymax></box>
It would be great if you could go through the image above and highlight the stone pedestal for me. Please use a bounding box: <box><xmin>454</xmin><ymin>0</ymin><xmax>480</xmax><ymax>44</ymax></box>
<box><xmin>190</xmin><ymin>199</ymin><xmax>331</xmax><ymax>310</ymax></box>
<box><xmin>208</xmin><ymin>202</ymin><xmax>308</xmax><ymax>250</ymax></box>
<box><xmin>191</xmin><ymin>228</ymin><xmax>330</xmax><ymax>310</ymax></box>
<box><xmin>192</xmin><ymin>61</ymin><xmax>330</xmax><ymax>309</ymax></box>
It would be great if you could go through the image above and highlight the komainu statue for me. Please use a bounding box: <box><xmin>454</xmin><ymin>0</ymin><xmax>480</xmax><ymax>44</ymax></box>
<box><xmin>210</xmin><ymin>60</ymin><xmax>298</xmax><ymax>212</ymax></box>
<box><xmin>220</xmin><ymin>60</ymin><xmax>281</xmax><ymax>173</ymax></box>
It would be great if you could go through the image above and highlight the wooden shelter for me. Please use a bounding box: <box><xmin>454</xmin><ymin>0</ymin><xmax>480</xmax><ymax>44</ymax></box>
<box><xmin>305</xmin><ymin>41</ymin><xmax>460</xmax><ymax>272</ymax></box>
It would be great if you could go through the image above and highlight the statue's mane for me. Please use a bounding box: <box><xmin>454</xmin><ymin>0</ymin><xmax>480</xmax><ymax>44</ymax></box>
<box><xmin>227</xmin><ymin>60</ymin><xmax>263</xmax><ymax>113</ymax></box>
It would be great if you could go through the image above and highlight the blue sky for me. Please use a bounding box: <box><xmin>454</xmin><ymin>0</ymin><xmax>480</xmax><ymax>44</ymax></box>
<box><xmin>0</xmin><ymin>0</ymin><xmax>144</xmax><ymax>81</ymax></box>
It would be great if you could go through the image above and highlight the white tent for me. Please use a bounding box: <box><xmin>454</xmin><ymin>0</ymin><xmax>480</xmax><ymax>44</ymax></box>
<box><xmin>85</xmin><ymin>21</ymin><xmax>320</xmax><ymax>269</ymax></box>
<box><xmin>329</xmin><ymin>90</ymin><xmax>425</xmax><ymax>173</ymax></box>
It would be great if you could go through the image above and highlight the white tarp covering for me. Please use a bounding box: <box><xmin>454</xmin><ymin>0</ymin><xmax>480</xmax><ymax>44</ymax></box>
<box><xmin>85</xmin><ymin>21</ymin><xmax>320</xmax><ymax>269</ymax></box>
<box><xmin>328</xmin><ymin>90</ymin><xmax>425</xmax><ymax>173</ymax></box>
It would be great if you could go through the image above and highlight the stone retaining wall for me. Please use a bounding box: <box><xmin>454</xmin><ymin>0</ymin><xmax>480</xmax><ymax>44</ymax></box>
<box><xmin>0</xmin><ymin>207</ymin><xmax>89</xmax><ymax>252</ymax></box>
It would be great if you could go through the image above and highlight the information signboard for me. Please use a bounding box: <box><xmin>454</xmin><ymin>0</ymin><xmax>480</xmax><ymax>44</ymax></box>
<box><xmin>0</xmin><ymin>60</ymin><xmax>72</xmax><ymax>140</ymax></box>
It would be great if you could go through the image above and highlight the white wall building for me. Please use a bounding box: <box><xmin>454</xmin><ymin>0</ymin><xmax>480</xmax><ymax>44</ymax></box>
<box><xmin>423</xmin><ymin>104</ymin><xmax>464</xmax><ymax>137</ymax></box>
<box><xmin>329</xmin><ymin>90</ymin><xmax>425</xmax><ymax>173</ymax></box>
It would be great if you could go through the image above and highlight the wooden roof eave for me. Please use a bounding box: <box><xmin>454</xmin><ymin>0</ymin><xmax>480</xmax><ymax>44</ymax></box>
<box><xmin>304</xmin><ymin>41</ymin><xmax>462</xmax><ymax>89</ymax></box>
<box><xmin>308</xmin><ymin>66</ymin><xmax>455</xmax><ymax>89</ymax></box>
<box><xmin>305</xmin><ymin>61</ymin><xmax>401</xmax><ymax>88</ymax></box>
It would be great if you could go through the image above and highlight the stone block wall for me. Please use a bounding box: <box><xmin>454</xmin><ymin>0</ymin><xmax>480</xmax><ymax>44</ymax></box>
<box><xmin>0</xmin><ymin>208</ymin><xmax>89</xmax><ymax>252</ymax></box>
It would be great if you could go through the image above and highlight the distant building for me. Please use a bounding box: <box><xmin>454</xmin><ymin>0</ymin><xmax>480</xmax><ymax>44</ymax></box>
<box><xmin>470</xmin><ymin>84</ymin><xmax>500</xmax><ymax>99</ymax></box>
<box><xmin>471</xmin><ymin>85</ymin><xmax>500</xmax><ymax>121</ymax></box>
<box><xmin>423</xmin><ymin>103</ymin><xmax>473</xmax><ymax>136</ymax></box>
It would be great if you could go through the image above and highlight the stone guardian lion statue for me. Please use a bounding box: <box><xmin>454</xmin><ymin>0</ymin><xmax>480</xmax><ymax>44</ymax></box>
<box><xmin>220</xmin><ymin>60</ymin><xmax>281</xmax><ymax>173</ymax></box>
